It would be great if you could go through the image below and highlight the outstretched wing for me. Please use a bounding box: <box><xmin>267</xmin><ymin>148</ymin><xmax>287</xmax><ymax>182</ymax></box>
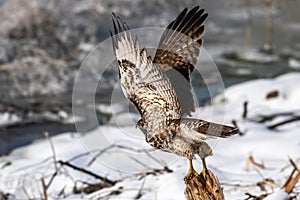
<box><xmin>153</xmin><ymin>6</ymin><xmax>208</xmax><ymax>116</ymax></box>
<box><xmin>111</xmin><ymin>14</ymin><xmax>181</xmax><ymax>138</ymax></box>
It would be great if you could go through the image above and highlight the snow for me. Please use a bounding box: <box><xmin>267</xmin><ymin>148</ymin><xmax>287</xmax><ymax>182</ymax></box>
<box><xmin>0</xmin><ymin>73</ymin><xmax>300</xmax><ymax>199</ymax></box>
<box><xmin>264</xmin><ymin>190</ymin><xmax>289</xmax><ymax>200</ymax></box>
<box><xmin>238</xmin><ymin>50</ymin><xmax>279</xmax><ymax>64</ymax></box>
<box><xmin>97</xmin><ymin>103</ymin><xmax>126</xmax><ymax>115</ymax></box>
<box><xmin>108</xmin><ymin>112</ymin><xmax>140</xmax><ymax>126</ymax></box>
<box><xmin>0</xmin><ymin>112</ymin><xmax>21</xmax><ymax>126</ymax></box>
<box><xmin>289</xmin><ymin>58</ymin><xmax>300</xmax><ymax>70</ymax></box>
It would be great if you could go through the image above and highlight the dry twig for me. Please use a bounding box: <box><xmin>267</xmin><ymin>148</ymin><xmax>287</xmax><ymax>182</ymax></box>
<box><xmin>134</xmin><ymin>177</ymin><xmax>146</xmax><ymax>199</ymax></box>
<box><xmin>244</xmin><ymin>192</ymin><xmax>268</xmax><ymax>200</ymax></box>
<box><xmin>41</xmin><ymin>177</ymin><xmax>48</xmax><ymax>200</ymax></box>
<box><xmin>243</xmin><ymin>101</ymin><xmax>248</xmax><ymax>119</ymax></box>
<box><xmin>282</xmin><ymin>157</ymin><xmax>300</xmax><ymax>194</ymax></box>
<box><xmin>247</xmin><ymin>156</ymin><xmax>265</xmax><ymax>170</ymax></box>
<box><xmin>232</xmin><ymin>120</ymin><xmax>244</xmax><ymax>136</ymax></box>
<box><xmin>57</xmin><ymin>160</ymin><xmax>116</xmax><ymax>185</ymax></box>
<box><xmin>44</xmin><ymin>132</ymin><xmax>57</xmax><ymax>171</ymax></box>
<box><xmin>73</xmin><ymin>181</ymin><xmax>114</xmax><ymax>194</ymax></box>
<box><xmin>268</xmin><ymin>116</ymin><xmax>300</xmax><ymax>129</ymax></box>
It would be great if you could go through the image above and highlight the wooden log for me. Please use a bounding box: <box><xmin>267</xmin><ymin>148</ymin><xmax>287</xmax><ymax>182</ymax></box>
<box><xmin>184</xmin><ymin>169</ymin><xmax>224</xmax><ymax>200</ymax></box>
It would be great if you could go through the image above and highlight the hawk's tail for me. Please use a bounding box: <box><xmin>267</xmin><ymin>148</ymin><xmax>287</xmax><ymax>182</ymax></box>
<box><xmin>180</xmin><ymin>118</ymin><xmax>239</xmax><ymax>140</ymax></box>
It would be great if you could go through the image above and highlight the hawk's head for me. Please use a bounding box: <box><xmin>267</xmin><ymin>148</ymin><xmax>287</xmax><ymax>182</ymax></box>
<box><xmin>136</xmin><ymin>119</ymin><xmax>147</xmax><ymax>136</ymax></box>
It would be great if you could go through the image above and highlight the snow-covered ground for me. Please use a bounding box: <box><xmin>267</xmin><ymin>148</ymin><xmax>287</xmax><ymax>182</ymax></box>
<box><xmin>0</xmin><ymin>73</ymin><xmax>299</xmax><ymax>199</ymax></box>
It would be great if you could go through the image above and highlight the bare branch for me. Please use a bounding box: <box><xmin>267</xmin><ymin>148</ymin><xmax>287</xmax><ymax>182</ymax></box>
<box><xmin>268</xmin><ymin>116</ymin><xmax>300</xmax><ymax>129</ymax></box>
<box><xmin>73</xmin><ymin>180</ymin><xmax>115</xmax><ymax>194</ymax></box>
<box><xmin>41</xmin><ymin>177</ymin><xmax>48</xmax><ymax>200</ymax></box>
<box><xmin>22</xmin><ymin>187</ymin><xmax>31</xmax><ymax>200</ymax></box>
<box><xmin>57</xmin><ymin>160</ymin><xmax>116</xmax><ymax>185</ymax></box>
<box><xmin>67</xmin><ymin>149</ymin><xmax>104</xmax><ymax>163</ymax></box>
<box><xmin>288</xmin><ymin>156</ymin><xmax>299</xmax><ymax>170</ymax></box>
<box><xmin>44</xmin><ymin>132</ymin><xmax>57</xmax><ymax>171</ymax></box>
<box><xmin>244</xmin><ymin>192</ymin><xmax>268</xmax><ymax>200</ymax></box>
<box><xmin>135</xmin><ymin>177</ymin><xmax>146</xmax><ymax>199</ymax></box>
<box><xmin>248</xmin><ymin>156</ymin><xmax>265</xmax><ymax>170</ymax></box>
<box><xmin>144</xmin><ymin>150</ymin><xmax>167</xmax><ymax>167</ymax></box>
<box><xmin>46</xmin><ymin>167</ymin><xmax>61</xmax><ymax>190</ymax></box>
<box><xmin>130</xmin><ymin>156</ymin><xmax>149</xmax><ymax>169</ymax></box>
<box><xmin>87</xmin><ymin>144</ymin><xmax>155</xmax><ymax>167</ymax></box>
<box><xmin>232</xmin><ymin>120</ymin><xmax>244</xmax><ymax>136</ymax></box>
<box><xmin>87</xmin><ymin>145</ymin><xmax>115</xmax><ymax>167</ymax></box>
<box><xmin>281</xmin><ymin>158</ymin><xmax>300</xmax><ymax>172</ymax></box>
<box><xmin>282</xmin><ymin>157</ymin><xmax>300</xmax><ymax>194</ymax></box>
<box><xmin>242</xmin><ymin>101</ymin><xmax>248</xmax><ymax>119</ymax></box>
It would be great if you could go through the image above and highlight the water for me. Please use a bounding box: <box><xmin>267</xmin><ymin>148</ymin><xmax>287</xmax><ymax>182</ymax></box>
<box><xmin>0</xmin><ymin>79</ymin><xmax>245</xmax><ymax>154</ymax></box>
<box><xmin>0</xmin><ymin>122</ymin><xmax>76</xmax><ymax>154</ymax></box>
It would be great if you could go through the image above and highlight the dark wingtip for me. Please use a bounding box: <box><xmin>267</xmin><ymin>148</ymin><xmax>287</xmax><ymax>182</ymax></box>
<box><xmin>190</xmin><ymin>5</ymin><xmax>200</xmax><ymax>13</ymax></box>
<box><xmin>110</xmin><ymin>29</ymin><xmax>117</xmax><ymax>53</ymax></box>
<box><xmin>226</xmin><ymin>128</ymin><xmax>240</xmax><ymax>137</ymax></box>
<box><xmin>111</xmin><ymin>12</ymin><xmax>122</xmax><ymax>50</ymax></box>
<box><xmin>203</xmin><ymin>12</ymin><xmax>209</xmax><ymax>20</ymax></box>
<box><xmin>112</xmin><ymin>16</ymin><xmax>118</xmax><ymax>33</ymax></box>
<box><xmin>108</xmin><ymin>29</ymin><xmax>113</xmax><ymax>37</ymax></box>
<box><xmin>182</xmin><ymin>7</ymin><xmax>189</xmax><ymax>13</ymax></box>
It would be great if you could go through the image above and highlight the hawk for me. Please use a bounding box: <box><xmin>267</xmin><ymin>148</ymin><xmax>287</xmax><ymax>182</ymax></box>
<box><xmin>111</xmin><ymin>6</ymin><xmax>238</xmax><ymax>180</ymax></box>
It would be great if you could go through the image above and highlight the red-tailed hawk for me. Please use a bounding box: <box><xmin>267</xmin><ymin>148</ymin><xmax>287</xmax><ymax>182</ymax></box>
<box><xmin>111</xmin><ymin>6</ymin><xmax>238</xmax><ymax>180</ymax></box>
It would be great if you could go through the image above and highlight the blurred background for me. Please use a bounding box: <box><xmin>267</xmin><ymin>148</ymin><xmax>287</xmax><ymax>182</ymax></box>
<box><xmin>0</xmin><ymin>0</ymin><xmax>299</xmax><ymax>155</ymax></box>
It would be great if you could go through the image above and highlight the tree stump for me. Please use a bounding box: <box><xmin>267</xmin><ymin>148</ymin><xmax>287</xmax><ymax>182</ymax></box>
<box><xmin>184</xmin><ymin>169</ymin><xmax>224</xmax><ymax>200</ymax></box>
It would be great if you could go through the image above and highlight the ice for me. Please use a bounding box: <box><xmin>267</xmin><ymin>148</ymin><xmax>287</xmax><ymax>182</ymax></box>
<box><xmin>0</xmin><ymin>112</ymin><xmax>21</xmax><ymax>126</ymax></box>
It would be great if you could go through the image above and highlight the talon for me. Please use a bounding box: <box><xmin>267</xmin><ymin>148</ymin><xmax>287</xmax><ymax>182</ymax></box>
<box><xmin>184</xmin><ymin>159</ymin><xmax>199</xmax><ymax>182</ymax></box>
<box><xmin>184</xmin><ymin>169</ymin><xmax>199</xmax><ymax>182</ymax></box>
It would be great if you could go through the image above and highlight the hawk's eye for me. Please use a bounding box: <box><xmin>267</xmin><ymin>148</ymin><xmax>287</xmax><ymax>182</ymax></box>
<box><xmin>123</xmin><ymin>62</ymin><xmax>129</xmax><ymax>68</ymax></box>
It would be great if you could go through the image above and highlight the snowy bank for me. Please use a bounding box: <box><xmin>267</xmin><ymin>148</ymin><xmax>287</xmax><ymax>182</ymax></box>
<box><xmin>0</xmin><ymin>73</ymin><xmax>299</xmax><ymax>199</ymax></box>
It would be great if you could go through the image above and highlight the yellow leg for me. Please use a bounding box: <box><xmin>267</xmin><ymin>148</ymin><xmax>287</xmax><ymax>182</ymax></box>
<box><xmin>200</xmin><ymin>158</ymin><xmax>208</xmax><ymax>178</ymax></box>
<box><xmin>184</xmin><ymin>159</ymin><xmax>199</xmax><ymax>181</ymax></box>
